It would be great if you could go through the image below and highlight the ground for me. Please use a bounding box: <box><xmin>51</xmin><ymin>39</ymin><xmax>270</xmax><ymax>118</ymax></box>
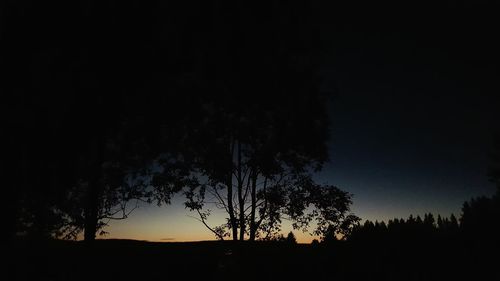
<box><xmin>6</xmin><ymin>239</ymin><xmax>497</xmax><ymax>281</ymax></box>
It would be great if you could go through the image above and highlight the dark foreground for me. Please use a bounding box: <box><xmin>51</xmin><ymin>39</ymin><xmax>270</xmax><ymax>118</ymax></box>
<box><xmin>6</xmin><ymin>238</ymin><xmax>498</xmax><ymax>281</ymax></box>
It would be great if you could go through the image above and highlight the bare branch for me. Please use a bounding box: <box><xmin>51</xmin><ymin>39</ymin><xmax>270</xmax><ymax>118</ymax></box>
<box><xmin>244</xmin><ymin>199</ymin><xmax>265</xmax><ymax>213</ymax></box>
<box><xmin>255</xmin><ymin>177</ymin><xmax>268</xmax><ymax>231</ymax></box>
<box><xmin>210</xmin><ymin>186</ymin><xmax>230</xmax><ymax>213</ymax></box>
<box><xmin>187</xmin><ymin>210</ymin><xmax>225</xmax><ymax>240</ymax></box>
<box><xmin>241</xmin><ymin>165</ymin><xmax>251</xmax><ymax>189</ymax></box>
<box><xmin>242</xmin><ymin>168</ymin><xmax>253</xmax><ymax>202</ymax></box>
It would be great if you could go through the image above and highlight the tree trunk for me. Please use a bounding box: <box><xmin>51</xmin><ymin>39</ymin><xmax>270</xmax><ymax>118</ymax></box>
<box><xmin>237</xmin><ymin>141</ymin><xmax>245</xmax><ymax>241</ymax></box>
<box><xmin>227</xmin><ymin>138</ymin><xmax>238</xmax><ymax>240</ymax></box>
<box><xmin>84</xmin><ymin>175</ymin><xmax>100</xmax><ymax>242</ymax></box>
<box><xmin>227</xmin><ymin>174</ymin><xmax>238</xmax><ymax>241</ymax></box>
<box><xmin>84</xmin><ymin>134</ymin><xmax>103</xmax><ymax>243</ymax></box>
<box><xmin>249</xmin><ymin>172</ymin><xmax>257</xmax><ymax>241</ymax></box>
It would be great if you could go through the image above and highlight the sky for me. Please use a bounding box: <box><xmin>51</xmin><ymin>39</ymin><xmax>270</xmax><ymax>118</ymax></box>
<box><xmin>105</xmin><ymin>86</ymin><xmax>498</xmax><ymax>243</ymax></box>
<box><xmin>101</xmin><ymin>3</ymin><xmax>500</xmax><ymax>243</ymax></box>
<box><xmin>105</xmin><ymin>57</ymin><xmax>498</xmax><ymax>243</ymax></box>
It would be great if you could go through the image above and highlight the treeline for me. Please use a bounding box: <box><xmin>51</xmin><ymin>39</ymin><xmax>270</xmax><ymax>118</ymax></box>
<box><xmin>348</xmin><ymin>190</ymin><xmax>500</xmax><ymax>245</ymax></box>
<box><xmin>349</xmin><ymin>213</ymin><xmax>460</xmax><ymax>242</ymax></box>
<box><xmin>310</xmin><ymin>192</ymin><xmax>500</xmax><ymax>281</ymax></box>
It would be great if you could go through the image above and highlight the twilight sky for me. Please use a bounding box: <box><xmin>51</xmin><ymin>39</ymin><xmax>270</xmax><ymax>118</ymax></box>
<box><xmin>105</xmin><ymin>54</ymin><xmax>498</xmax><ymax>243</ymax></box>
<box><xmin>104</xmin><ymin>3</ymin><xmax>499</xmax><ymax>243</ymax></box>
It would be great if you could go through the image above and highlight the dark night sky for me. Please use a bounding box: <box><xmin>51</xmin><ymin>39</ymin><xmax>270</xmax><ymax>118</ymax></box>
<box><xmin>313</xmin><ymin>22</ymin><xmax>497</xmax><ymax>224</ymax></box>
<box><xmin>106</xmin><ymin>4</ymin><xmax>499</xmax><ymax>242</ymax></box>
<box><xmin>317</xmin><ymin>18</ymin><xmax>499</xmax><ymax>222</ymax></box>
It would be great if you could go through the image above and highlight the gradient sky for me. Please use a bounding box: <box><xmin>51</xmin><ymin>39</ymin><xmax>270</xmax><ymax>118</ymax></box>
<box><xmin>104</xmin><ymin>6</ymin><xmax>499</xmax><ymax>243</ymax></box>
<box><xmin>105</xmin><ymin>73</ymin><xmax>498</xmax><ymax>243</ymax></box>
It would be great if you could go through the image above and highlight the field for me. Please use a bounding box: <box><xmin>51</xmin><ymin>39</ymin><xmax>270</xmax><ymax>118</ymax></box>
<box><xmin>7</xmin><ymin>238</ymin><xmax>496</xmax><ymax>281</ymax></box>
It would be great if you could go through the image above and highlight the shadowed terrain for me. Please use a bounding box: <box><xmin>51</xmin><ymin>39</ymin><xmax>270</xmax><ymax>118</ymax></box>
<box><xmin>8</xmin><ymin>232</ymin><xmax>498</xmax><ymax>281</ymax></box>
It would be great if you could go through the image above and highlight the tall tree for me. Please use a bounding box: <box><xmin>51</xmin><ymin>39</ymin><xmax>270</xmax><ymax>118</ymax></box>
<box><xmin>460</xmin><ymin>133</ymin><xmax>500</xmax><ymax>241</ymax></box>
<box><xmin>1</xmin><ymin>1</ymin><xmax>187</xmax><ymax>241</ymax></box>
<box><xmin>152</xmin><ymin>2</ymin><xmax>359</xmax><ymax>241</ymax></box>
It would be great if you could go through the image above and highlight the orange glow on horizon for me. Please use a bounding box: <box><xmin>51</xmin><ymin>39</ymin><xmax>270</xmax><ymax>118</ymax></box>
<box><xmin>97</xmin><ymin>229</ymin><xmax>319</xmax><ymax>244</ymax></box>
<box><xmin>90</xmin><ymin>203</ymin><xmax>321</xmax><ymax>244</ymax></box>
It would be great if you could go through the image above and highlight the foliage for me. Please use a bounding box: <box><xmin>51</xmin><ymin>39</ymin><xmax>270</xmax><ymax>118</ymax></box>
<box><xmin>149</xmin><ymin>2</ymin><xmax>358</xmax><ymax>242</ymax></box>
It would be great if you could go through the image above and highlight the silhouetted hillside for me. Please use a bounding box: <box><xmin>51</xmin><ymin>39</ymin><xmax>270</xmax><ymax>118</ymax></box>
<box><xmin>7</xmin><ymin>232</ymin><xmax>499</xmax><ymax>281</ymax></box>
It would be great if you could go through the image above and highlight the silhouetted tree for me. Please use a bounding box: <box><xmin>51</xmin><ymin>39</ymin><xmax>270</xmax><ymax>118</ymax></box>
<box><xmin>460</xmin><ymin>196</ymin><xmax>499</xmax><ymax>241</ymax></box>
<box><xmin>423</xmin><ymin>213</ymin><xmax>435</xmax><ymax>228</ymax></box>
<box><xmin>407</xmin><ymin>215</ymin><xmax>415</xmax><ymax>225</ymax></box>
<box><xmin>151</xmin><ymin>2</ymin><xmax>359</xmax><ymax>241</ymax></box>
<box><xmin>286</xmin><ymin>231</ymin><xmax>297</xmax><ymax>244</ymax></box>
<box><xmin>437</xmin><ymin>215</ymin><xmax>444</xmax><ymax>229</ymax></box>
<box><xmin>415</xmin><ymin>215</ymin><xmax>423</xmax><ymax>225</ymax></box>
<box><xmin>1</xmin><ymin>1</ymin><xmax>189</xmax><ymax>241</ymax></box>
<box><xmin>448</xmin><ymin>214</ymin><xmax>459</xmax><ymax>230</ymax></box>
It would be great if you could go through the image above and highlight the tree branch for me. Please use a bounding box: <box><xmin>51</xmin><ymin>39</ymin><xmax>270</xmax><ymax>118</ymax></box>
<box><xmin>188</xmin><ymin>210</ymin><xmax>225</xmax><ymax>240</ymax></box>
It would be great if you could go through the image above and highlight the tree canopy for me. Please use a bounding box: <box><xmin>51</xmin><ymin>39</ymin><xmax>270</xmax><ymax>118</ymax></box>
<box><xmin>151</xmin><ymin>2</ymin><xmax>358</xmax><ymax>241</ymax></box>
